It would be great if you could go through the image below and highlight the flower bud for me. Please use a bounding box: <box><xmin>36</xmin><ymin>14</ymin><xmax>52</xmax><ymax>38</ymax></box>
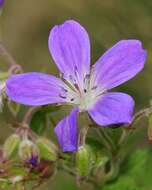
<box><xmin>3</xmin><ymin>134</ymin><xmax>20</xmax><ymax>159</ymax></box>
<box><xmin>36</xmin><ymin>138</ymin><xmax>58</xmax><ymax>161</ymax></box>
<box><xmin>18</xmin><ymin>139</ymin><xmax>39</xmax><ymax>164</ymax></box>
<box><xmin>75</xmin><ymin>145</ymin><xmax>91</xmax><ymax>177</ymax></box>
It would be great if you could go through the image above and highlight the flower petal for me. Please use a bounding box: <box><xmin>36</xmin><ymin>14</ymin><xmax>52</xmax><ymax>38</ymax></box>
<box><xmin>48</xmin><ymin>20</ymin><xmax>90</xmax><ymax>88</ymax></box>
<box><xmin>6</xmin><ymin>72</ymin><xmax>67</xmax><ymax>106</ymax></box>
<box><xmin>54</xmin><ymin>108</ymin><xmax>78</xmax><ymax>152</ymax></box>
<box><xmin>92</xmin><ymin>40</ymin><xmax>147</xmax><ymax>90</ymax></box>
<box><xmin>88</xmin><ymin>92</ymin><xmax>134</xmax><ymax>126</ymax></box>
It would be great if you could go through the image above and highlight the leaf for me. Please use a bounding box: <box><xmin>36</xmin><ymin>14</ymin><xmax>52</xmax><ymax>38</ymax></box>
<box><xmin>103</xmin><ymin>148</ymin><xmax>152</xmax><ymax>190</ymax></box>
<box><xmin>30</xmin><ymin>105</ymin><xmax>60</xmax><ymax>134</ymax></box>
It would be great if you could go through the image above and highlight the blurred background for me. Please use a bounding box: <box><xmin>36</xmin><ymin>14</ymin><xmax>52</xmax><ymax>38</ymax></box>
<box><xmin>1</xmin><ymin>0</ymin><xmax>152</xmax><ymax>189</ymax></box>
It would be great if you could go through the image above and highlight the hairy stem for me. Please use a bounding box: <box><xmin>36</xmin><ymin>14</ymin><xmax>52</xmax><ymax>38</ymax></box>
<box><xmin>0</xmin><ymin>42</ymin><xmax>23</xmax><ymax>74</ymax></box>
<box><xmin>118</xmin><ymin>106</ymin><xmax>152</xmax><ymax>146</ymax></box>
<box><xmin>78</xmin><ymin>126</ymin><xmax>89</xmax><ymax>147</ymax></box>
<box><xmin>95</xmin><ymin>128</ymin><xmax>117</xmax><ymax>154</ymax></box>
<box><xmin>58</xmin><ymin>165</ymin><xmax>100</xmax><ymax>188</ymax></box>
<box><xmin>22</xmin><ymin>107</ymin><xmax>41</xmax><ymax>126</ymax></box>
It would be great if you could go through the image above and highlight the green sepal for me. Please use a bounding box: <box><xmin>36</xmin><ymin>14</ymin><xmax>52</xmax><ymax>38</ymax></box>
<box><xmin>36</xmin><ymin>138</ymin><xmax>58</xmax><ymax>161</ymax></box>
<box><xmin>3</xmin><ymin>134</ymin><xmax>20</xmax><ymax>159</ymax></box>
<box><xmin>75</xmin><ymin>145</ymin><xmax>91</xmax><ymax>177</ymax></box>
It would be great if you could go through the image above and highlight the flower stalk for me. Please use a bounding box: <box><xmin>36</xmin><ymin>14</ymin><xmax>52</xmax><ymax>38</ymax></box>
<box><xmin>118</xmin><ymin>106</ymin><xmax>152</xmax><ymax>146</ymax></box>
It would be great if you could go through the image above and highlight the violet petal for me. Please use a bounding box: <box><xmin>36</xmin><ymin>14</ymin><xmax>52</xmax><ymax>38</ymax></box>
<box><xmin>54</xmin><ymin>108</ymin><xmax>78</xmax><ymax>152</ymax></box>
<box><xmin>48</xmin><ymin>20</ymin><xmax>90</xmax><ymax>88</ymax></box>
<box><xmin>92</xmin><ymin>40</ymin><xmax>147</xmax><ymax>90</ymax></box>
<box><xmin>6</xmin><ymin>72</ymin><xmax>67</xmax><ymax>106</ymax></box>
<box><xmin>88</xmin><ymin>92</ymin><xmax>134</xmax><ymax>126</ymax></box>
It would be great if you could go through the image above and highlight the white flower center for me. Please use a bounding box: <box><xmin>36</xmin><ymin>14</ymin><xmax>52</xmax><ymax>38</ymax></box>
<box><xmin>77</xmin><ymin>89</ymin><xmax>99</xmax><ymax>110</ymax></box>
<box><xmin>60</xmin><ymin>73</ymin><xmax>105</xmax><ymax>111</ymax></box>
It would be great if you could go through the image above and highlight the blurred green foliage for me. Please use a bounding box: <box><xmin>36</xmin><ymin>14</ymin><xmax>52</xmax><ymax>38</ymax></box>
<box><xmin>1</xmin><ymin>0</ymin><xmax>152</xmax><ymax>189</ymax></box>
<box><xmin>103</xmin><ymin>148</ymin><xmax>152</xmax><ymax>190</ymax></box>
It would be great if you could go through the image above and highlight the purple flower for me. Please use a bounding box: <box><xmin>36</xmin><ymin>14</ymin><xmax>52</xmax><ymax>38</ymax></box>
<box><xmin>6</xmin><ymin>20</ymin><xmax>147</xmax><ymax>152</ymax></box>
<box><xmin>0</xmin><ymin>0</ymin><xmax>5</xmax><ymax>7</ymax></box>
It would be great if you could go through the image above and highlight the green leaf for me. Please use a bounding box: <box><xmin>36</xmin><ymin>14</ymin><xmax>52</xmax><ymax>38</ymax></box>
<box><xmin>30</xmin><ymin>105</ymin><xmax>60</xmax><ymax>134</ymax></box>
<box><xmin>103</xmin><ymin>148</ymin><xmax>152</xmax><ymax>190</ymax></box>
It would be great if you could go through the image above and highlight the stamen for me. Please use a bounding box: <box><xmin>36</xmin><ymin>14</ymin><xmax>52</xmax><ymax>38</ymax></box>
<box><xmin>74</xmin><ymin>65</ymin><xmax>78</xmax><ymax>77</ymax></box>
<box><xmin>59</xmin><ymin>72</ymin><xmax>64</xmax><ymax>79</ymax></box>
<box><xmin>83</xmin><ymin>74</ymin><xmax>90</xmax><ymax>90</ymax></box>
<box><xmin>83</xmin><ymin>74</ymin><xmax>90</xmax><ymax>82</ymax></box>
<box><xmin>91</xmin><ymin>86</ymin><xmax>97</xmax><ymax>90</ymax></box>
<box><xmin>70</xmin><ymin>98</ymin><xmax>74</xmax><ymax>102</ymax></box>
<box><xmin>74</xmin><ymin>83</ymin><xmax>81</xmax><ymax>94</ymax></box>
<box><xmin>59</xmin><ymin>94</ymin><xmax>67</xmax><ymax>99</ymax></box>
<box><xmin>60</xmin><ymin>86</ymin><xmax>68</xmax><ymax>93</ymax></box>
<box><xmin>69</xmin><ymin>75</ymin><xmax>76</xmax><ymax>84</ymax></box>
<box><xmin>84</xmin><ymin>89</ymin><xmax>87</xmax><ymax>93</ymax></box>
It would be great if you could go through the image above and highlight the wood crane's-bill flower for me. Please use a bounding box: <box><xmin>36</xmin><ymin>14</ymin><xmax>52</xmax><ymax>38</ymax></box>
<box><xmin>6</xmin><ymin>20</ymin><xmax>147</xmax><ymax>152</ymax></box>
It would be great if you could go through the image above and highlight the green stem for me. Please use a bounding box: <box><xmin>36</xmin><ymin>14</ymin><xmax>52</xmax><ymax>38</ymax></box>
<box><xmin>118</xmin><ymin>106</ymin><xmax>152</xmax><ymax>146</ymax></box>
<box><xmin>22</xmin><ymin>106</ymin><xmax>41</xmax><ymax>126</ymax></box>
<box><xmin>59</xmin><ymin>165</ymin><xmax>100</xmax><ymax>188</ymax></box>
<box><xmin>88</xmin><ymin>114</ymin><xmax>117</xmax><ymax>155</ymax></box>
<box><xmin>0</xmin><ymin>42</ymin><xmax>23</xmax><ymax>74</ymax></box>
<box><xmin>78</xmin><ymin>126</ymin><xmax>89</xmax><ymax>146</ymax></box>
<box><xmin>95</xmin><ymin>127</ymin><xmax>117</xmax><ymax>154</ymax></box>
<box><xmin>103</xmin><ymin>160</ymin><xmax>120</xmax><ymax>182</ymax></box>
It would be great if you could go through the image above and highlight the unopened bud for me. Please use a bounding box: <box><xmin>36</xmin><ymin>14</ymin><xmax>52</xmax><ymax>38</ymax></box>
<box><xmin>36</xmin><ymin>138</ymin><xmax>58</xmax><ymax>161</ymax></box>
<box><xmin>18</xmin><ymin>139</ymin><xmax>39</xmax><ymax>164</ymax></box>
<box><xmin>3</xmin><ymin>134</ymin><xmax>20</xmax><ymax>159</ymax></box>
<box><xmin>76</xmin><ymin>145</ymin><xmax>91</xmax><ymax>177</ymax></box>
